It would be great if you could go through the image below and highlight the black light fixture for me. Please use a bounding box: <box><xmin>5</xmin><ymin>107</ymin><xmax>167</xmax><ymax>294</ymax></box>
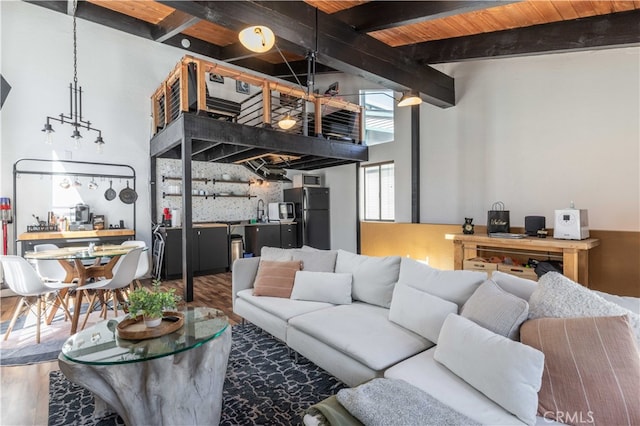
<box><xmin>41</xmin><ymin>0</ymin><xmax>105</xmax><ymax>153</ymax></box>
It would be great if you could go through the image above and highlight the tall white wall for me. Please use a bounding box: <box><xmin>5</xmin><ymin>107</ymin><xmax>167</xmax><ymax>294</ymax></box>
<box><xmin>1</xmin><ymin>1</ymin><xmax>187</xmax><ymax>251</ymax></box>
<box><xmin>323</xmin><ymin>46</ymin><xmax>640</xmax><ymax>250</ymax></box>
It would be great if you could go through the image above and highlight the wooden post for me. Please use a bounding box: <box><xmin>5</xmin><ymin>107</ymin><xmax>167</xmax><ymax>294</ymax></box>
<box><xmin>314</xmin><ymin>97</ymin><xmax>322</xmax><ymax>136</ymax></box>
<box><xmin>179</xmin><ymin>61</ymin><xmax>189</xmax><ymax>112</ymax></box>
<box><xmin>262</xmin><ymin>85</ymin><xmax>271</xmax><ymax>126</ymax></box>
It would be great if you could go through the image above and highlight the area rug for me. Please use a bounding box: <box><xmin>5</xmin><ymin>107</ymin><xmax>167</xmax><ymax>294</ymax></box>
<box><xmin>1</xmin><ymin>303</ymin><xmax>106</xmax><ymax>366</ymax></box>
<box><xmin>48</xmin><ymin>323</ymin><xmax>346</xmax><ymax>426</ymax></box>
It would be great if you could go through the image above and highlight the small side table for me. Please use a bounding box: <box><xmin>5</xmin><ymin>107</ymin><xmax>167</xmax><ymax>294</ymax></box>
<box><xmin>58</xmin><ymin>307</ymin><xmax>230</xmax><ymax>426</ymax></box>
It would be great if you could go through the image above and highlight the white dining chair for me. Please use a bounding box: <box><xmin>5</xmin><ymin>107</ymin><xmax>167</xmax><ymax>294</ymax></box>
<box><xmin>0</xmin><ymin>255</ymin><xmax>77</xmax><ymax>344</ymax></box>
<box><xmin>120</xmin><ymin>240</ymin><xmax>150</xmax><ymax>290</ymax></box>
<box><xmin>34</xmin><ymin>243</ymin><xmax>78</xmax><ymax>320</ymax></box>
<box><xmin>79</xmin><ymin>247</ymin><xmax>143</xmax><ymax>329</ymax></box>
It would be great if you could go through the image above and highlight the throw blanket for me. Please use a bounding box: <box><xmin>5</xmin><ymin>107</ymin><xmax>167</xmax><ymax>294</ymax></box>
<box><xmin>336</xmin><ymin>378</ymin><xmax>482</xmax><ymax>426</ymax></box>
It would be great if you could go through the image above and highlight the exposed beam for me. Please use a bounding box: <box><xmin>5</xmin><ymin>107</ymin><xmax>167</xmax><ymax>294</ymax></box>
<box><xmin>164</xmin><ymin>1</ymin><xmax>455</xmax><ymax>108</ymax></box>
<box><xmin>333</xmin><ymin>1</ymin><xmax>512</xmax><ymax>33</ymax></box>
<box><xmin>162</xmin><ymin>34</ymin><xmax>223</xmax><ymax>59</ymax></box>
<box><xmin>407</xmin><ymin>9</ymin><xmax>640</xmax><ymax>64</ymax></box>
<box><xmin>153</xmin><ymin>10</ymin><xmax>201</xmax><ymax>43</ymax></box>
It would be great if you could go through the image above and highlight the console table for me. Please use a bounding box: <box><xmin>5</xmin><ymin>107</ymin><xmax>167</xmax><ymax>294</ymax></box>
<box><xmin>446</xmin><ymin>234</ymin><xmax>600</xmax><ymax>287</ymax></box>
<box><xmin>58</xmin><ymin>307</ymin><xmax>230</xmax><ymax>426</ymax></box>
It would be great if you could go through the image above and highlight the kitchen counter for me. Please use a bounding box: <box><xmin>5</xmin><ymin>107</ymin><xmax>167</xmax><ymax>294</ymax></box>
<box><xmin>17</xmin><ymin>228</ymin><xmax>135</xmax><ymax>241</ymax></box>
<box><xmin>165</xmin><ymin>221</ymin><xmax>295</xmax><ymax>230</ymax></box>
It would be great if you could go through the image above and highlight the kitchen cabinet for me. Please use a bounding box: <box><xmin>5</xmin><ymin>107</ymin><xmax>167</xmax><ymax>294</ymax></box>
<box><xmin>163</xmin><ymin>226</ymin><xmax>229</xmax><ymax>278</ymax></box>
<box><xmin>280</xmin><ymin>223</ymin><xmax>298</xmax><ymax>249</ymax></box>
<box><xmin>244</xmin><ymin>224</ymin><xmax>281</xmax><ymax>256</ymax></box>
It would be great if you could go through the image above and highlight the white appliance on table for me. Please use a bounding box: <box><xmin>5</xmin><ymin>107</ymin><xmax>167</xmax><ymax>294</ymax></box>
<box><xmin>554</xmin><ymin>208</ymin><xmax>589</xmax><ymax>240</ymax></box>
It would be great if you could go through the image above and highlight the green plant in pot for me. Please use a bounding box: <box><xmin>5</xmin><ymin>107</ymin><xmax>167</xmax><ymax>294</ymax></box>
<box><xmin>127</xmin><ymin>279</ymin><xmax>180</xmax><ymax>328</ymax></box>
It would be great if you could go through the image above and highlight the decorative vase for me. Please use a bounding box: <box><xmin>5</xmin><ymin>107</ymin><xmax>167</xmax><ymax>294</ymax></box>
<box><xmin>144</xmin><ymin>316</ymin><xmax>162</xmax><ymax>328</ymax></box>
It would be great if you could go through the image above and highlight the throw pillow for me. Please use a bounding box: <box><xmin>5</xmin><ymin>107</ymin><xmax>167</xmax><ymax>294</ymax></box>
<box><xmin>520</xmin><ymin>316</ymin><xmax>640</xmax><ymax>426</ymax></box>
<box><xmin>434</xmin><ymin>314</ymin><xmax>544</xmax><ymax>426</ymax></box>
<box><xmin>389</xmin><ymin>282</ymin><xmax>458</xmax><ymax>343</ymax></box>
<box><xmin>528</xmin><ymin>272</ymin><xmax>640</xmax><ymax>344</ymax></box>
<box><xmin>334</xmin><ymin>250</ymin><xmax>401</xmax><ymax>308</ymax></box>
<box><xmin>461</xmin><ymin>278</ymin><xmax>529</xmax><ymax>340</ymax></box>
<box><xmin>397</xmin><ymin>257</ymin><xmax>486</xmax><ymax>307</ymax></box>
<box><xmin>260</xmin><ymin>246</ymin><xmax>293</xmax><ymax>261</ymax></box>
<box><xmin>291</xmin><ymin>249</ymin><xmax>338</xmax><ymax>272</ymax></box>
<box><xmin>490</xmin><ymin>271</ymin><xmax>537</xmax><ymax>301</ymax></box>
<box><xmin>252</xmin><ymin>260</ymin><xmax>302</xmax><ymax>298</ymax></box>
<box><xmin>290</xmin><ymin>271</ymin><xmax>352</xmax><ymax>305</ymax></box>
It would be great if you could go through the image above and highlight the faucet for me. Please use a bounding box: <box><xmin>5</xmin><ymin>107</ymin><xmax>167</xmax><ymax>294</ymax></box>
<box><xmin>257</xmin><ymin>199</ymin><xmax>265</xmax><ymax>222</ymax></box>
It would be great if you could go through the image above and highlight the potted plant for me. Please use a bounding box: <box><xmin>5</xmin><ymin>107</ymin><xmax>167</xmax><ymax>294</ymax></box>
<box><xmin>127</xmin><ymin>279</ymin><xmax>180</xmax><ymax>327</ymax></box>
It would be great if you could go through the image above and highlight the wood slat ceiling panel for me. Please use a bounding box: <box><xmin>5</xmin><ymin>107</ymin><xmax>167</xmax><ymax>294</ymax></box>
<box><xmin>369</xmin><ymin>0</ymin><xmax>640</xmax><ymax>46</ymax></box>
<box><xmin>87</xmin><ymin>0</ymin><xmax>173</xmax><ymax>24</ymax></box>
<box><xmin>304</xmin><ymin>0</ymin><xmax>369</xmax><ymax>14</ymax></box>
<box><xmin>181</xmin><ymin>21</ymin><xmax>239</xmax><ymax>47</ymax></box>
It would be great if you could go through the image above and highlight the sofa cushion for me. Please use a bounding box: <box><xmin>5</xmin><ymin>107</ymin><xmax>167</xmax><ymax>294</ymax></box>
<box><xmin>389</xmin><ymin>283</ymin><xmax>457</xmax><ymax>343</ymax></box>
<box><xmin>237</xmin><ymin>289</ymin><xmax>334</xmax><ymax>321</ymax></box>
<box><xmin>252</xmin><ymin>260</ymin><xmax>301</xmax><ymax>298</ymax></box>
<box><xmin>461</xmin><ymin>279</ymin><xmax>529</xmax><ymax>340</ymax></box>
<box><xmin>260</xmin><ymin>246</ymin><xmax>293</xmax><ymax>261</ymax></box>
<box><xmin>521</xmin><ymin>315</ymin><xmax>640</xmax><ymax>426</ymax></box>
<box><xmin>434</xmin><ymin>314</ymin><xmax>544</xmax><ymax>426</ymax></box>
<box><xmin>290</xmin><ymin>271</ymin><xmax>352</xmax><ymax>305</ymax></box>
<box><xmin>288</xmin><ymin>302</ymin><xmax>432</xmax><ymax>371</ymax></box>
<box><xmin>291</xmin><ymin>249</ymin><xmax>337</xmax><ymax>272</ymax></box>
<box><xmin>334</xmin><ymin>250</ymin><xmax>400</xmax><ymax>308</ymax></box>
<box><xmin>385</xmin><ymin>348</ymin><xmax>554</xmax><ymax>426</ymax></box>
<box><xmin>528</xmin><ymin>272</ymin><xmax>640</xmax><ymax>344</ymax></box>
<box><xmin>398</xmin><ymin>257</ymin><xmax>486</xmax><ymax>307</ymax></box>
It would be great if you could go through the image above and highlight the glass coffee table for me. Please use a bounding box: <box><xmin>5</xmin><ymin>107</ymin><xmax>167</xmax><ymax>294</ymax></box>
<box><xmin>58</xmin><ymin>307</ymin><xmax>231</xmax><ymax>426</ymax></box>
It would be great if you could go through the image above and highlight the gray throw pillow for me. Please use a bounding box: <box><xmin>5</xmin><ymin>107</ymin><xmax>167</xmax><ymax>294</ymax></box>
<box><xmin>461</xmin><ymin>279</ymin><xmax>529</xmax><ymax>340</ymax></box>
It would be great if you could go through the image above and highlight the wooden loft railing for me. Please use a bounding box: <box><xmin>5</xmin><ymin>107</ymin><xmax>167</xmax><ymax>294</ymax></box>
<box><xmin>151</xmin><ymin>55</ymin><xmax>364</xmax><ymax>144</ymax></box>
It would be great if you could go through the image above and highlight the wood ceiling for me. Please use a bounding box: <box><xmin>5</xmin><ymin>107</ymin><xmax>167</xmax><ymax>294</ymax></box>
<box><xmin>28</xmin><ymin>0</ymin><xmax>640</xmax><ymax>108</ymax></box>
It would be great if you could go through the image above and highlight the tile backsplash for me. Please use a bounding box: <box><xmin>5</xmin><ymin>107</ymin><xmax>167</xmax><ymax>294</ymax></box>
<box><xmin>156</xmin><ymin>159</ymin><xmax>290</xmax><ymax>223</ymax></box>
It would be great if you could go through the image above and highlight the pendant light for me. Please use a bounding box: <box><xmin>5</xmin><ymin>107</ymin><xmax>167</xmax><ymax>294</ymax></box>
<box><xmin>277</xmin><ymin>114</ymin><xmax>296</xmax><ymax>130</ymax></box>
<box><xmin>239</xmin><ymin>26</ymin><xmax>275</xmax><ymax>53</ymax></box>
<box><xmin>41</xmin><ymin>0</ymin><xmax>105</xmax><ymax>153</ymax></box>
<box><xmin>397</xmin><ymin>92</ymin><xmax>422</xmax><ymax>107</ymax></box>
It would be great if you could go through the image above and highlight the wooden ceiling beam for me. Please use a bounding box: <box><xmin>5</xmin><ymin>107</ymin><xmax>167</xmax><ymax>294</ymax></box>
<box><xmin>333</xmin><ymin>1</ymin><xmax>513</xmax><ymax>32</ymax></box>
<box><xmin>153</xmin><ymin>10</ymin><xmax>201</xmax><ymax>43</ymax></box>
<box><xmin>406</xmin><ymin>9</ymin><xmax>640</xmax><ymax>63</ymax></box>
<box><xmin>163</xmin><ymin>0</ymin><xmax>455</xmax><ymax>108</ymax></box>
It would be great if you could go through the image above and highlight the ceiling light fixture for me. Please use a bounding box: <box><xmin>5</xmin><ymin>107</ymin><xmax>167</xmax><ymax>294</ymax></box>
<box><xmin>397</xmin><ymin>92</ymin><xmax>422</xmax><ymax>107</ymax></box>
<box><xmin>277</xmin><ymin>114</ymin><xmax>296</xmax><ymax>130</ymax></box>
<box><xmin>239</xmin><ymin>25</ymin><xmax>275</xmax><ymax>53</ymax></box>
<box><xmin>41</xmin><ymin>0</ymin><xmax>105</xmax><ymax>153</ymax></box>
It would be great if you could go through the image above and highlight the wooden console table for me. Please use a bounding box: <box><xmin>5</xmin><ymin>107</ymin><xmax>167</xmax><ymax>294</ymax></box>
<box><xmin>446</xmin><ymin>234</ymin><xmax>600</xmax><ymax>287</ymax></box>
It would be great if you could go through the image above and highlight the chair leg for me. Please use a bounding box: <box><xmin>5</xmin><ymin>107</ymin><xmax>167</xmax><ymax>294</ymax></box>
<box><xmin>3</xmin><ymin>297</ymin><xmax>26</xmax><ymax>341</ymax></box>
<box><xmin>81</xmin><ymin>291</ymin><xmax>98</xmax><ymax>330</ymax></box>
<box><xmin>36</xmin><ymin>295</ymin><xmax>42</xmax><ymax>344</ymax></box>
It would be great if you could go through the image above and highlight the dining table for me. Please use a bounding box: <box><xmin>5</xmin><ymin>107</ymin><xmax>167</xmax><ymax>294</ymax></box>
<box><xmin>24</xmin><ymin>244</ymin><xmax>144</xmax><ymax>334</ymax></box>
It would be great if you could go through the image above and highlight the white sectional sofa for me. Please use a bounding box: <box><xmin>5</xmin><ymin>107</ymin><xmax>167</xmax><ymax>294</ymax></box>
<box><xmin>232</xmin><ymin>246</ymin><xmax>640</xmax><ymax>426</ymax></box>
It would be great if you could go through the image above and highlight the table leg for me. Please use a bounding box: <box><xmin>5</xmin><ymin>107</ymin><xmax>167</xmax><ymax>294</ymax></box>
<box><xmin>46</xmin><ymin>260</ymin><xmax>77</xmax><ymax>325</ymax></box>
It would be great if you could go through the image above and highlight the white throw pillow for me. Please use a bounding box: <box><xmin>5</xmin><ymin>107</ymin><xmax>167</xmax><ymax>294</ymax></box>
<box><xmin>529</xmin><ymin>272</ymin><xmax>640</xmax><ymax>344</ymax></box>
<box><xmin>398</xmin><ymin>257</ymin><xmax>486</xmax><ymax>306</ymax></box>
<box><xmin>434</xmin><ymin>314</ymin><xmax>544</xmax><ymax>426</ymax></box>
<box><xmin>290</xmin><ymin>271</ymin><xmax>352</xmax><ymax>305</ymax></box>
<box><xmin>335</xmin><ymin>250</ymin><xmax>400</xmax><ymax>308</ymax></box>
<box><xmin>260</xmin><ymin>246</ymin><xmax>293</xmax><ymax>261</ymax></box>
<box><xmin>291</xmin><ymin>249</ymin><xmax>337</xmax><ymax>272</ymax></box>
<box><xmin>461</xmin><ymin>278</ymin><xmax>529</xmax><ymax>340</ymax></box>
<box><xmin>389</xmin><ymin>283</ymin><xmax>457</xmax><ymax>343</ymax></box>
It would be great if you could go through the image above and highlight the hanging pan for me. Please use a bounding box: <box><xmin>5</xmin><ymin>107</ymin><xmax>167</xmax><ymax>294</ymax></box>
<box><xmin>105</xmin><ymin>181</ymin><xmax>117</xmax><ymax>201</ymax></box>
<box><xmin>119</xmin><ymin>181</ymin><xmax>138</xmax><ymax>204</ymax></box>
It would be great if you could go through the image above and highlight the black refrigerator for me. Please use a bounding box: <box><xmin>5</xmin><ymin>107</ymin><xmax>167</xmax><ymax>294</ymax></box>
<box><xmin>284</xmin><ymin>187</ymin><xmax>330</xmax><ymax>249</ymax></box>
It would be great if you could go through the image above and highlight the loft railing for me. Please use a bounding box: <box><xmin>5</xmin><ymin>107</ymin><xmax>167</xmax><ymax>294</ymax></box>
<box><xmin>151</xmin><ymin>55</ymin><xmax>363</xmax><ymax>144</ymax></box>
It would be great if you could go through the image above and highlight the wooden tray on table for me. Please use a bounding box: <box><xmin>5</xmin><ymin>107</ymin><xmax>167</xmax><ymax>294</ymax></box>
<box><xmin>116</xmin><ymin>311</ymin><xmax>184</xmax><ymax>340</ymax></box>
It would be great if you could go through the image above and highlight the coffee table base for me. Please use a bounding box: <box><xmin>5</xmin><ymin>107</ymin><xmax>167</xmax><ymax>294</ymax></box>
<box><xmin>58</xmin><ymin>327</ymin><xmax>232</xmax><ymax>426</ymax></box>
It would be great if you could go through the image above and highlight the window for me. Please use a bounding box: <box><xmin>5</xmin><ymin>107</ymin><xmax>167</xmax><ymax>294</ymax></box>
<box><xmin>362</xmin><ymin>162</ymin><xmax>394</xmax><ymax>221</ymax></box>
<box><xmin>359</xmin><ymin>90</ymin><xmax>394</xmax><ymax>145</ymax></box>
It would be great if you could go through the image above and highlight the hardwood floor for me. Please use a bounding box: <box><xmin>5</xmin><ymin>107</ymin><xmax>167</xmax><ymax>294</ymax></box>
<box><xmin>0</xmin><ymin>272</ymin><xmax>238</xmax><ymax>425</ymax></box>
